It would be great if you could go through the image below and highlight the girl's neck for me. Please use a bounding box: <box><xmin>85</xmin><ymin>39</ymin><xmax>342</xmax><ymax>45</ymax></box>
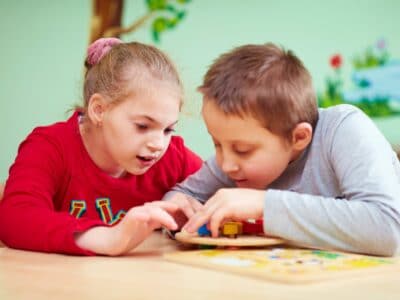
<box><xmin>79</xmin><ymin>121</ymin><xmax>126</xmax><ymax>178</ymax></box>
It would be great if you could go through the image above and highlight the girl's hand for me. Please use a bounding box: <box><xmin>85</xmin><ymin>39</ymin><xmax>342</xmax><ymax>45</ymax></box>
<box><xmin>75</xmin><ymin>201</ymin><xmax>179</xmax><ymax>256</ymax></box>
<box><xmin>183</xmin><ymin>188</ymin><xmax>265</xmax><ymax>237</ymax></box>
<box><xmin>164</xmin><ymin>192</ymin><xmax>203</xmax><ymax>228</ymax></box>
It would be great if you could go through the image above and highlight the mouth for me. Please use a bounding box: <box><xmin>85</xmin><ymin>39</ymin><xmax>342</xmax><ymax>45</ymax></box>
<box><xmin>136</xmin><ymin>154</ymin><xmax>158</xmax><ymax>166</ymax></box>
<box><xmin>234</xmin><ymin>179</ymin><xmax>249</xmax><ymax>188</ymax></box>
<box><xmin>231</xmin><ymin>177</ymin><xmax>248</xmax><ymax>184</ymax></box>
<box><xmin>137</xmin><ymin>155</ymin><xmax>157</xmax><ymax>161</ymax></box>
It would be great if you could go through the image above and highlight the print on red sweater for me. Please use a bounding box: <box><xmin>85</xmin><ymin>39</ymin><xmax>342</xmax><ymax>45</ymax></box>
<box><xmin>70</xmin><ymin>200</ymin><xmax>87</xmax><ymax>218</ymax></box>
<box><xmin>70</xmin><ymin>199</ymin><xmax>126</xmax><ymax>225</ymax></box>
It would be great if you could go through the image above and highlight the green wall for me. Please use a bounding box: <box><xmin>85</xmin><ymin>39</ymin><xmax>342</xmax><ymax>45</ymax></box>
<box><xmin>1</xmin><ymin>1</ymin><xmax>400</xmax><ymax>181</ymax></box>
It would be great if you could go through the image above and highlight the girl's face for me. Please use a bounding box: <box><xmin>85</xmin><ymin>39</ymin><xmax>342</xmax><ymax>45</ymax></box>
<box><xmin>96</xmin><ymin>80</ymin><xmax>181</xmax><ymax>177</ymax></box>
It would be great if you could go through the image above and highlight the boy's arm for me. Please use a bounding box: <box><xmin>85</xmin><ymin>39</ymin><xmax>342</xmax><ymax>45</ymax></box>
<box><xmin>163</xmin><ymin>156</ymin><xmax>235</xmax><ymax>203</ymax></box>
<box><xmin>264</xmin><ymin>107</ymin><xmax>400</xmax><ymax>256</ymax></box>
<box><xmin>163</xmin><ymin>156</ymin><xmax>235</xmax><ymax>226</ymax></box>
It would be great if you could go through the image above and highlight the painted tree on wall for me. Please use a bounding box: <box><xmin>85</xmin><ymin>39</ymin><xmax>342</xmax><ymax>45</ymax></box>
<box><xmin>88</xmin><ymin>0</ymin><xmax>191</xmax><ymax>44</ymax></box>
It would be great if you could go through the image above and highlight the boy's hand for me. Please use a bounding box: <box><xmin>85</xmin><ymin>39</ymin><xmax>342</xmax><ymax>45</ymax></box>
<box><xmin>75</xmin><ymin>201</ymin><xmax>179</xmax><ymax>256</ymax></box>
<box><xmin>164</xmin><ymin>192</ymin><xmax>203</xmax><ymax>228</ymax></box>
<box><xmin>183</xmin><ymin>188</ymin><xmax>265</xmax><ymax>237</ymax></box>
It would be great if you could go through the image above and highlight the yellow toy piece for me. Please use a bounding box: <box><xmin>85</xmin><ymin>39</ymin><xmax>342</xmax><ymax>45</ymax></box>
<box><xmin>221</xmin><ymin>221</ymin><xmax>243</xmax><ymax>238</ymax></box>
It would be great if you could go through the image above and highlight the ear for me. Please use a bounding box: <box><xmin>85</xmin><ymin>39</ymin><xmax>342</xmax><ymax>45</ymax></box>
<box><xmin>291</xmin><ymin>122</ymin><xmax>313</xmax><ymax>151</ymax></box>
<box><xmin>87</xmin><ymin>93</ymin><xmax>107</xmax><ymax>126</ymax></box>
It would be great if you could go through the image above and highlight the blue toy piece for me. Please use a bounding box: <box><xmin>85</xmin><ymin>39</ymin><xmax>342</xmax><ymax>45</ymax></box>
<box><xmin>197</xmin><ymin>224</ymin><xmax>211</xmax><ymax>236</ymax></box>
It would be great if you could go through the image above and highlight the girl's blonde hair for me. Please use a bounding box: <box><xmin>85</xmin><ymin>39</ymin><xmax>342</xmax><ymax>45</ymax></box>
<box><xmin>79</xmin><ymin>38</ymin><xmax>183</xmax><ymax>114</ymax></box>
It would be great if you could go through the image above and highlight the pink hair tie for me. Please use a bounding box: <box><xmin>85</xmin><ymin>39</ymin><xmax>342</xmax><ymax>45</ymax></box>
<box><xmin>86</xmin><ymin>37</ymin><xmax>123</xmax><ymax>66</ymax></box>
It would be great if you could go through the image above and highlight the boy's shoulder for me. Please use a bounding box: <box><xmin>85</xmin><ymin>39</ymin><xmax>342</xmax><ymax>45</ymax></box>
<box><xmin>312</xmin><ymin>104</ymin><xmax>375</xmax><ymax>151</ymax></box>
<box><xmin>317</xmin><ymin>104</ymin><xmax>365</xmax><ymax>131</ymax></box>
<box><xmin>318</xmin><ymin>104</ymin><xmax>361</xmax><ymax>120</ymax></box>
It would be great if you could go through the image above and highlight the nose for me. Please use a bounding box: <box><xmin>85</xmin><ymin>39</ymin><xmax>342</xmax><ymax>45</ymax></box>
<box><xmin>220</xmin><ymin>152</ymin><xmax>239</xmax><ymax>174</ymax></box>
<box><xmin>147</xmin><ymin>132</ymin><xmax>165</xmax><ymax>152</ymax></box>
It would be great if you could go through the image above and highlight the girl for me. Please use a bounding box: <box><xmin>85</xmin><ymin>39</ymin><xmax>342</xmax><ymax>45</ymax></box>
<box><xmin>0</xmin><ymin>38</ymin><xmax>202</xmax><ymax>256</ymax></box>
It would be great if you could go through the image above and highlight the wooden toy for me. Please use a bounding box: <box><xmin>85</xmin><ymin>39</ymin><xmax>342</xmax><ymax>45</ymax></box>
<box><xmin>175</xmin><ymin>229</ymin><xmax>285</xmax><ymax>247</ymax></box>
<box><xmin>242</xmin><ymin>219</ymin><xmax>264</xmax><ymax>234</ymax></box>
<box><xmin>197</xmin><ymin>224</ymin><xmax>211</xmax><ymax>236</ymax></box>
<box><xmin>221</xmin><ymin>221</ymin><xmax>243</xmax><ymax>238</ymax></box>
<box><xmin>164</xmin><ymin>248</ymin><xmax>400</xmax><ymax>284</ymax></box>
<box><xmin>178</xmin><ymin>219</ymin><xmax>283</xmax><ymax>247</ymax></box>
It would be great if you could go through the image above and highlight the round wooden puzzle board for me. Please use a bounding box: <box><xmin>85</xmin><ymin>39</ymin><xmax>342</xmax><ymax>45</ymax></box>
<box><xmin>175</xmin><ymin>231</ymin><xmax>285</xmax><ymax>247</ymax></box>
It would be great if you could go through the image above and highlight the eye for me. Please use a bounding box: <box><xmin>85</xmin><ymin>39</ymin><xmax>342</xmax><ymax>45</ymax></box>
<box><xmin>135</xmin><ymin>123</ymin><xmax>148</xmax><ymax>131</ymax></box>
<box><xmin>233</xmin><ymin>146</ymin><xmax>253</xmax><ymax>156</ymax></box>
<box><xmin>234</xmin><ymin>149</ymin><xmax>250</xmax><ymax>155</ymax></box>
<box><xmin>164</xmin><ymin>127</ymin><xmax>176</xmax><ymax>135</ymax></box>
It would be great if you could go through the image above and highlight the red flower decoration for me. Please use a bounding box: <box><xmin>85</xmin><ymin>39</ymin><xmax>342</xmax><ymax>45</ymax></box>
<box><xmin>330</xmin><ymin>54</ymin><xmax>342</xmax><ymax>69</ymax></box>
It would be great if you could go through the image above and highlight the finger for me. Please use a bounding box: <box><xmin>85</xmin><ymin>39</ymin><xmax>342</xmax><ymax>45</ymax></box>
<box><xmin>119</xmin><ymin>208</ymin><xmax>151</xmax><ymax>236</ymax></box>
<box><xmin>146</xmin><ymin>206</ymin><xmax>178</xmax><ymax>231</ymax></box>
<box><xmin>209</xmin><ymin>208</ymin><xmax>228</xmax><ymax>237</ymax></box>
<box><xmin>182</xmin><ymin>196</ymin><xmax>221</xmax><ymax>233</ymax></box>
<box><xmin>145</xmin><ymin>201</ymin><xmax>179</xmax><ymax>213</ymax></box>
<box><xmin>163</xmin><ymin>194</ymin><xmax>197</xmax><ymax>218</ymax></box>
<box><xmin>124</xmin><ymin>206</ymin><xmax>152</xmax><ymax>223</ymax></box>
<box><xmin>182</xmin><ymin>211</ymin><xmax>210</xmax><ymax>233</ymax></box>
<box><xmin>188</xmin><ymin>197</ymin><xmax>204</xmax><ymax>212</ymax></box>
<box><xmin>176</xmin><ymin>196</ymin><xmax>196</xmax><ymax>219</ymax></box>
<box><xmin>127</xmin><ymin>210</ymin><xmax>150</xmax><ymax>223</ymax></box>
<box><xmin>174</xmin><ymin>194</ymin><xmax>204</xmax><ymax>218</ymax></box>
<box><xmin>201</xmin><ymin>191</ymin><xmax>225</xmax><ymax>212</ymax></box>
<box><xmin>182</xmin><ymin>200</ymin><xmax>217</xmax><ymax>233</ymax></box>
<box><xmin>117</xmin><ymin>211</ymin><xmax>155</xmax><ymax>253</ymax></box>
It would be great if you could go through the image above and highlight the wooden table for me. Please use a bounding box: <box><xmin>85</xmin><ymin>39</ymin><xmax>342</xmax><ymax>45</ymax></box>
<box><xmin>0</xmin><ymin>232</ymin><xmax>399</xmax><ymax>300</ymax></box>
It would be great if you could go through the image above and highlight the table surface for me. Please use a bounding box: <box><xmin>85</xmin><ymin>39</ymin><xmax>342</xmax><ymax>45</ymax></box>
<box><xmin>1</xmin><ymin>232</ymin><xmax>399</xmax><ymax>300</ymax></box>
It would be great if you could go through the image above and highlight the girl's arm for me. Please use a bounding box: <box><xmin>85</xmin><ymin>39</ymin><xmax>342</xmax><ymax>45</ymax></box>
<box><xmin>0</xmin><ymin>182</ymin><xmax>4</xmax><ymax>201</ymax></box>
<box><xmin>0</xmin><ymin>130</ymin><xmax>103</xmax><ymax>255</ymax></box>
<box><xmin>75</xmin><ymin>201</ymin><xmax>178</xmax><ymax>255</ymax></box>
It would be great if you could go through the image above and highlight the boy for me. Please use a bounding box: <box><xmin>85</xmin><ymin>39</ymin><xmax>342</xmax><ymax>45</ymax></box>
<box><xmin>165</xmin><ymin>43</ymin><xmax>400</xmax><ymax>256</ymax></box>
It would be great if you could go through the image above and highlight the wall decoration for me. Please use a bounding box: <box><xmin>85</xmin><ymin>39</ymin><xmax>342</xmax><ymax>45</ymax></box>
<box><xmin>88</xmin><ymin>0</ymin><xmax>192</xmax><ymax>44</ymax></box>
<box><xmin>319</xmin><ymin>39</ymin><xmax>400</xmax><ymax>118</ymax></box>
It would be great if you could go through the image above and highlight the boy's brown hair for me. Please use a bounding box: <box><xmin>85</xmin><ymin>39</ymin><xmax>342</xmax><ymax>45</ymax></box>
<box><xmin>198</xmin><ymin>43</ymin><xmax>318</xmax><ymax>143</ymax></box>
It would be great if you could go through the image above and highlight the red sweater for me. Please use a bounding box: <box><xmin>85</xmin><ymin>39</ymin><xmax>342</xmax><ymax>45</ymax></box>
<box><xmin>0</xmin><ymin>112</ymin><xmax>202</xmax><ymax>255</ymax></box>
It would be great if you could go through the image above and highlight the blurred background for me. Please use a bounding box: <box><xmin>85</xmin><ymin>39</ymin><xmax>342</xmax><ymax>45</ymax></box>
<box><xmin>1</xmin><ymin>0</ymin><xmax>399</xmax><ymax>181</ymax></box>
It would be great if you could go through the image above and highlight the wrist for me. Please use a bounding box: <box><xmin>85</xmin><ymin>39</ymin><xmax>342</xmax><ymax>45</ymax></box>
<box><xmin>251</xmin><ymin>189</ymin><xmax>265</xmax><ymax>220</ymax></box>
<box><xmin>75</xmin><ymin>225</ymin><xmax>120</xmax><ymax>256</ymax></box>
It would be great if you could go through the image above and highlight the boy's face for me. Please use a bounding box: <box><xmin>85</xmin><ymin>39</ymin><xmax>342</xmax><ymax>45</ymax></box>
<box><xmin>202</xmin><ymin>100</ymin><xmax>296</xmax><ymax>189</ymax></box>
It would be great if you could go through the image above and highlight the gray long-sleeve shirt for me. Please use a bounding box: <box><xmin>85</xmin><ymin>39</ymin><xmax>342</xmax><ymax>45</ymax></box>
<box><xmin>165</xmin><ymin>104</ymin><xmax>400</xmax><ymax>256</ymax></box>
